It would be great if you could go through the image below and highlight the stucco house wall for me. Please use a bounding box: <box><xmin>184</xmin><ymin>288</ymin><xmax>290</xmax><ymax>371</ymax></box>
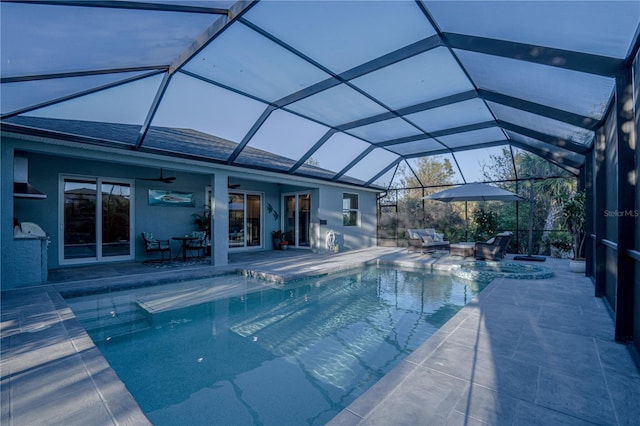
<box><xmin>2</xmin><ymin>137</ymin><xmax>381</xmax><ymax>289</ymax></box>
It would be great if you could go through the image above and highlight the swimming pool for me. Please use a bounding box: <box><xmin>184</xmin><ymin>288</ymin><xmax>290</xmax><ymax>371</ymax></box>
<box><xmin>66</xmin><ymin>266</ymin><xmax>490</xmax><ymax>425</ymax></box>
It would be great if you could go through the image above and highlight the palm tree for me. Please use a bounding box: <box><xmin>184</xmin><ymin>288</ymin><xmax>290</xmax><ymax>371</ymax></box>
<box><xmin>560</xmin><ymin>190</ymin><xmax>586</xmax><ymax>260</ymax></box>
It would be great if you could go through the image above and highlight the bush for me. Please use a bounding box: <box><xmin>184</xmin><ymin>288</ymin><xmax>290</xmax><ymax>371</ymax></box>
<box><xmin>550</xmin><ymin>239</ymin><xmax>572</xmax><ymax>252</ymax></box>
<box><xmin>471</xmin><ymin>209</ymin><xmax>498</xmax><ymax>241</ymax></box>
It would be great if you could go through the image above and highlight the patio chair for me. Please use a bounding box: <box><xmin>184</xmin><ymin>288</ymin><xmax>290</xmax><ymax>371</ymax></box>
<box><xmin>186</xmin><ymin>231</ymin><xmax>207</xmax><ymax>259</ymax></box>
<box><xmin>141</xmin><ymin>232</ymin><xmax>172</xmax><ymax>263</ymax></box>
<box><xmin>474</xmin><ymin>231</ymin><xmax>513</xmax><ymax>260</ymax></box>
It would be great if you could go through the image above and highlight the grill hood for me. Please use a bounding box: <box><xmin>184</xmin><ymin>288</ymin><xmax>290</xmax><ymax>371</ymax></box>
<box><xmin>14</xmin><ymin>153</ymin><xmax>46</xmax><ymax>199</ymax></box>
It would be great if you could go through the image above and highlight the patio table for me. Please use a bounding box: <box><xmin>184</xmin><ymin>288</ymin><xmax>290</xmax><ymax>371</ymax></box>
<box><xmin>450</xmin><ymin>242</ymin><xmax>475</xmax><ymax>258</ymax></box>
<box><xmin>172</xmin><ymin>236</ymin><xmax>197</xmax><ymax>262</ymax></box>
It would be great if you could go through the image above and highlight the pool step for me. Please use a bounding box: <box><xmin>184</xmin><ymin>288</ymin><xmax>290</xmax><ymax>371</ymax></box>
<box><xmin>88</xmin><ymin>317</ymin><xmax>151</xmax><ymax>343</ymax></box>
<box><xmin>68</xmin><ymin>299</ymin><xmax>151</xmax><ymax>342</ymax></box>
<box><xmin>80</xmin><ymin>310</ymin><xmax>151</xmax><ymax>342</ymax></box>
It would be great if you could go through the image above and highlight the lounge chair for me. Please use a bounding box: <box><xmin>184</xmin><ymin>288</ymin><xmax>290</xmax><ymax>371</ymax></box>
<box><xmin>406</xmin><ymin>228</ymin><xmax>450</xmax><ymax>254</ymax></box>
<box><xmin>475</xmin><ymin>231</ymin><xmax>513</xmax><ymax>260</ymax></box>
<box><xmin>141</xmin><ymin>232</ymin><xmax>172</xmax><ymax>263</ymax></box>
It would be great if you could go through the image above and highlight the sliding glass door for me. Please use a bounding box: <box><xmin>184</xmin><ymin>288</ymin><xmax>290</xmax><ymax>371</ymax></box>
<box><xmin>229</xmin><ymin>192</ymin><xmax>262</xmax><ymax>249</ymax></box>
<box><xmin>102</xmin><ymin>181</ymin><xmax>132</xmax><ymax>257</ymax></box>
<box><xmin>283</xmin><ymin>192</ymin><xmax>310</xmax><ymax>248</ymax></box>
<box><xmin>61</xmin><ymin>176</ymin><xmax>133</xmax><ymax>263</ymax></box>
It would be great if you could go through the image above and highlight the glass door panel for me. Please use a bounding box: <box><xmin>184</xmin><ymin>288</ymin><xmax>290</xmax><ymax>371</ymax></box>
<box><xmin>101</xmin><ymin>182</ymin><xmax>131</xmax><ymax>257</ymax></box>
<box><xmin>64</xmin><ymin>179</ymin><xmax>97</xmax><ymax>260</ymax></box>
<box><xmin>229</xmin><ymin>192</ymin><xmax>263</xmax><ymax>249</ymax></box>
<box><xmin>62</xmin><ymin>177</ymin><xmax>133</xmax><ymax>263</ymax></box>
<box><xmin>229</xmin><ymin>193</ymin><xmax>245</xmax><ymax>248</ymax></box>
<box><xmin>284</xmin><ymin>195</ymin><xmax>296</xmax><ymax>245</ymax></box>
<box><xmin>246</xmin><ymin>194</ymin><xmax>261</xmax><ymax>247</ymax></box>
<box><xmin>298</xmin><ymin>194</ymin><xmax>310</xmax><ymax>247</ymax></box>
<box><xmin>283</xmin><ymin>192</ymin><xmax>311</xmax><ymax>248</ymax></box>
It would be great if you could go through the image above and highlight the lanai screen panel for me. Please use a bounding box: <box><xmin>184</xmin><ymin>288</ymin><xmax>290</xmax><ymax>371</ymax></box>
<box><xmin>0</xmin><ymin>3</ymin><xmax>217</xmax><ymax>77</ymax></box>
<box><xmin>350</xmin><ymin>48</ymin><xmax>475</xmax><ymax>110</ymax></box>
<box><xmin>427</xmin><ymin>0</ymin><xmax>639</xmax><ymax>59</ymax></box>
<box><xmin>285</xmin><ymin>84</ymin><xmax>388</xmax><ymax>127</ymax></box>
<box><xmin>308</xmin><ymin>133</ymin><xmax>371</xmax><ymax>175</ymax></box>
<box><xmin>404</xmin><ymin>99</ymin><xmax>495</xmax><ymax>134</ymax></box>
<box><xmin>24</xmin><ymin>75</ymin><xmax>165</xmax><ymax>126</ymax></box>
<box><xmin>386</xmin><ymin>138</ymin><xmax>446</xmax><ymax>157</ymax></box>
<box><xmin>237</xmin><ymin>109</ymin><xmax>330</xmax><ymax>167</ymax></box>
<box><xmin>454</xmin><ymin>50</ymin><xmax>616</xmax><ymax>120</ymax></box>
<box><xmin>347</xmin><ymin>117</ymin><xmax>422</xmax><ymax>144</ymax></box>
<box><xmin>511</xmin><ymin>146</ymin><xmax>575</xmax><ymax>179</ymax></box>
<box><xmin>341</xmin><ymin>149</ymin><xmax>399</xmax><ymax>184</ymax></box>
<box><xmin>437</xmin><ymin>127</ymin><xmax>507</xmax><ymax>150</ymax></box>
<box><xmin>242</xmin><ymin>1</ymin><xmax>437</xmax><ymax>74</ymax></box>
<box><xmin>404</xmin><ymin>154</ymin><xmax>466</xmax><ymax>185</ymax></box>
<box><xmin>488</xmin><ymin>102</ymin><xmax>594</xmax><ymax>146</ymax></box>
<box><xmin>183</xmin><ymin>22</ymin><xmax>331</xmax><ymax>103</ymax></box>
<box><xmin>1</xmin><ymin>0</ymin><xmax>638</xmax><ymax>189</ymax></box>
<box><xmin>506</xmin><ymin>131</ymin><xmax>585</xmax><ymax>170</ymax></box>
<box><xmin>1</xmin><ymin>71</ymin><xmax>154</xmax><ymax>116</ymax></box>
<box><xmin>151</xmin><ymin>73</ymin><xmax>268</xmax><ymax>150</ymax></box>
<box><xmin>453</xmin><ymin>145</ymin><xmax>515</xmax><ymax>183</ymax></box>
<box><xmin>370</xmin><ymin>167</ymin><xmax>398</xmax><ymax>189</ymax></box>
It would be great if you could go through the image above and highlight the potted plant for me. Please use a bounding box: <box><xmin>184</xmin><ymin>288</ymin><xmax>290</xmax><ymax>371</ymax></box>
<box><xmin>192</xmin><ymin>208</ymin><xmax>211</xmax><ymax>255</ymax></box>
<box><xmin>280</xmin><ymin>240</ymin><xmax>289</xmax><ymax>250</ymax></box>
<box><xmin>192</xmin><ymin>208</ymin><xmax>211</xmax><ymax>232</ymax></box>
<box><xmin>560</xmin><ymin>190</ymin><xmax>586</xmax><ymax>272</ymax></box>
<box><xmin>271</xmin><ymin>230</ymin><xmax>283</xmax><ymax>250</ymax></box>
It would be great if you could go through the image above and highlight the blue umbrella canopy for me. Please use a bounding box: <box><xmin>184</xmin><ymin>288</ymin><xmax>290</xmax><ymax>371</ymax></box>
<box><xmin>423</xmin><ymin>183</ymin><xmax>525</xmax><ymax>202</ymax></box>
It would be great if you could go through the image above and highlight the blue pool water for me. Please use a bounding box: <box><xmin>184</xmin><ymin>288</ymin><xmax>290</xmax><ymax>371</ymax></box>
<box><xmin>66</xmin><ymin>266</ymin><xmax>489</xmax><ymax>425</ymax></box>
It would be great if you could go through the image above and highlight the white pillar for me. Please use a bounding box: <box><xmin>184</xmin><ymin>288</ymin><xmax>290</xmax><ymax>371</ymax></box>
<box><xmin>211</xmin><ymin>172</ymin><xmax>228</xmax><ymax>266</ymax></box>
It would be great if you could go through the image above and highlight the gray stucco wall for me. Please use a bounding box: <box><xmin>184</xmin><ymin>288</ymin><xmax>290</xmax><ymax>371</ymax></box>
<box><xmin>12</xmin><ymin>150</ymin><xmax>212</xmax><ymax>268</ymax></box>
<box><xmin>318</xmin><ymin>186</ymin><xmax>377</xmax><ymax>252</ymax></box>
<box><xmin>2</xmin><ymin>138</ymin><xmax>381</xmax><ymax>288</ymax></box>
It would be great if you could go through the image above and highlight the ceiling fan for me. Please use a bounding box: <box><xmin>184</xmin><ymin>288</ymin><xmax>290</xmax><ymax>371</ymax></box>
<box><xmin>137</xmin><ymin>169</ymin><xmax>176</xmax><ymax>184</ymax></box>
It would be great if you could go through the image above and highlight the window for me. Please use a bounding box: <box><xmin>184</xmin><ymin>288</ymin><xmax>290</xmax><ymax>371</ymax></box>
<box><xmin>343</xmin><ymin>193</ymin><xmax>359</xmax><ymax>226</ymax></box>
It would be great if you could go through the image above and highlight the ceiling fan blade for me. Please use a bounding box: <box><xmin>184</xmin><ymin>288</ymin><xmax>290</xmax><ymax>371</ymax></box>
<box><xmin>136</xmin><ymin>169</ymin><xmax>176</xmax><ymax>183</ymax></box>
<box><xmin>158</xmin><ymin>168</ymin><xmax>176</xmax><ymax>181</ymax></box>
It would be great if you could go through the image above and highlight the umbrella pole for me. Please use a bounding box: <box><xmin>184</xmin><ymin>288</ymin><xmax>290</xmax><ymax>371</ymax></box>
<box><xmin>514</xmin><ymin>178</ymin><xmax>545</xmax><ymax>262</ymax></box>
<box><xmin>465</xmin><ymin>201</ymin><xmax>468</xmax><ymax>242</ymax></box>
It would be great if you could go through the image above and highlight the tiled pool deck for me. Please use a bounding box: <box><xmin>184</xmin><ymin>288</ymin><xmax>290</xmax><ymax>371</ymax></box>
<box><xmin>2</xmin><ymin>248</ymin><xmax>639</xmax><ymax>425</ymax></box>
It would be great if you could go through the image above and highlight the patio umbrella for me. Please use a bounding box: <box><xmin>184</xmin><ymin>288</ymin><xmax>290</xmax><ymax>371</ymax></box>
<box><xmin>423</xmin><ymin>183</ymin><xmax>544</xmax><ymax>261</ymax></box>
<box><xmin>423</xmin><ymin>182</ymin><xmax>524</xmax><ymax>202</ymax></box>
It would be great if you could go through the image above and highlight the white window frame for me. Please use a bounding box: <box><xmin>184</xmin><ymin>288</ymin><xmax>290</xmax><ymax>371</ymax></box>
<box><xmin>343</xmin><ymin>192</ymin><xmax>360</xmax><ymax>227</ymax></box>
